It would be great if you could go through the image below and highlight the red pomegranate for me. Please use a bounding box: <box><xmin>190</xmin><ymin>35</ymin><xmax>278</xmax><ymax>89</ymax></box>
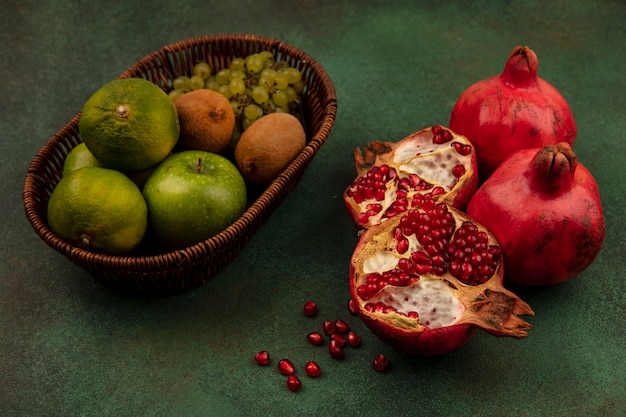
<box><xmin>449</xmin><ymin>46</ymin><xmax>577</xmax><ymax>180</ymax></box>
<box><xmin>348</xmin><ymin>199</ymin><xmax>534</xmax><ymax>355</ymax></box>
<box><xmin>343</xmin><ymin>125</ymin><xmax>478</xmax><ymax>229</ymax></box>
<box><xmin>466</xmin><ymin>143</ymin><xmax>605</xmax><ymax>286</ymax></box>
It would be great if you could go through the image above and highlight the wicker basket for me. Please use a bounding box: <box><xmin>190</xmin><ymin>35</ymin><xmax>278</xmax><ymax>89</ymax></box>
<box><xmin>23</xmin><ymin>34</ymin><xmax>337</xmax><ymax>296</ymax></box>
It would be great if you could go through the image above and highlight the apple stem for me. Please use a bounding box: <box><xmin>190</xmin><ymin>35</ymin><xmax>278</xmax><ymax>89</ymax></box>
<box><xmin>196</xmin><ymin>157</ymin><xmax>203</xmax><ymax>173</ymax></box>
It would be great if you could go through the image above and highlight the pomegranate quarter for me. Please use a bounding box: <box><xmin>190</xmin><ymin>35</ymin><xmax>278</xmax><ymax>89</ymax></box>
<box><xmin>343</xmin><ymin>125</ymin><xmax>478</xmax><ymax>229</ymax></box>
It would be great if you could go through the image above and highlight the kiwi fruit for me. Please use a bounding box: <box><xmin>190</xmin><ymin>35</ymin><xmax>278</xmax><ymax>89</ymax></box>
<box><xmin>174</xmin><ymin>89</ymin><xmax>235</xmax><ymax>153</ymax></box>
<box><xmin>234</xmin><ymin>113</ymin><xmax>306</xmax><ymax>184</ymax></box>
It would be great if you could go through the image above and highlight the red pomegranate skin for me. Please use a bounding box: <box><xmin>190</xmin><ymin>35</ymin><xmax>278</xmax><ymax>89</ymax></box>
<box><xmin>357</xmin><ymin>310</ymin><xmax>478</xmax><ymax>356</ymax></box>
<box><xmin>466</xmin><ymin>143</ymin><xmax>605</xmax><ymax>286</ymax></box>
<box><xmin>450</xmin><ymin>46</ymin><xmax>577</xmax><ymax>180</ymax></box>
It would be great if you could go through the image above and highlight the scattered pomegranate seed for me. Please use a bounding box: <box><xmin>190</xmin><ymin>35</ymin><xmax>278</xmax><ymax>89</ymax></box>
<box><xmin>328</xmin><ymin>339</ymin><xmax>344</xmax><ymax>359</ymax></box>
<box><xmin>254</xmin><ymin>351</ymin><xmax>270</xmax><ymax>366</ymax></box>
<box><xmin>373</xmin><ymin>354</ymin><xmax>389</xmax><ymax>372</ymax></box>
<box><xmin>307</xmin><ymin>331</ymin><xmax>324</xmax><ymax>346</ymax></box>
<box><xmin>334</xmin><ymin>319</ymin><xmax>349</xmax><ymax>333</ymax></box>
<box><xmin>348</xmin><ymin>298</ymin><xmax>359</xmax><ymax>315</ymax></box>
<box><xmin>347</xmin><ymin>331</ymin><xmax>361</xmax><ymax>347</ymax></box>
<box><xmin>303</xmin><ymin>301</ymin><xmax>318</xmax><ymax>317</ymax></box>
<box><xmin>286</xmin><ymin>374</ymin><xmax>302</xmax><ymax>392</ymax></box>
<box><xmin>304</xmin><ymin>361</ymin><xmax>321</xmax><ymax>377</ymax></box>
<box><xmin>278</xmin><ymin>358</ymin><xmax>296</xmax><ymax>375</ymax></box>
<box><xmin>322</xmin><ymin>319</ymin><xmax>336</xmax><ymax>335</ymax></box>
<box><xmin>330</xmin><ymin>333</ymin><xmax>346</xmax><ymax>347</ymax></box>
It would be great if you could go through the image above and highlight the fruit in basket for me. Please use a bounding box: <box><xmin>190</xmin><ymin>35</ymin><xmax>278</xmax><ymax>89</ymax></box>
<box><xmin>79</xmin><ymin>77</ymin><xmax>180</xmax><ymax>173</ymax></box>
<box><xmin>169</xmin><ymin>51</ymin><xmax>304</xmax><ymax>139</ymax></box>
<box><xmin>449</xmin><ymin>45</ymin><xmax>577</xmax><ymax>179</ymax></box>
<box><xmin>466</xmin><ymin>143</ymin><xmax>605</xmax><ymax>286</ymax></box>
<box><xmin>343</xmin><ymin>125</ymin><xmax>477</xmax><ymax>229</ymax></box>
<box><xmin>47</xmin><ymin>166</ymin><xmax>148</xmax><ymax>254</ymax></box>
<box><xmin>174</xmin><ymin>89</ymin><xmax>236</xmax><ymax>153</ymax></box>
<box><xmin>142</xmin><ymin>150</ymin><xmax>247</xmax><ymax>249</ymax></box>
<box><xmin>62</xmin><ymin>142</ymin><xmax>103</xmax><ymax>176</ymax></box>
<box><xmin>348</xmin><ymin>200</ymin><xmax>533</xmax><ymax>355</ymax></box>
<box><xmin>234</xmin><ymin>113</ymin><xmax>306</xmax><ymax>184</ymax></box>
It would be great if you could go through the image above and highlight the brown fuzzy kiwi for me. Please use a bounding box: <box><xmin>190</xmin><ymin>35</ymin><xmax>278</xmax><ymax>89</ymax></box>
<box><xmin>234</xmin><ymin>113</ymin><xmax>306</xmax><ymax>184</ymax></box>
<box><xmin>174</xmin><ymin>89</ymin><xmax>235</xmax><ymax>153</ymax></box>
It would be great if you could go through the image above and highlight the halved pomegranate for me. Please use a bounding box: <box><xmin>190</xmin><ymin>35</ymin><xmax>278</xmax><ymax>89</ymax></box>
<box><xmin>348</xmin><ymin>200</ymin><xmax>534</xmax><ymax>355</ymax></box>
<box><xmin>343</xmin><ymin>125</ymin><xmax>478</xmax><ymax>229</ymax></box>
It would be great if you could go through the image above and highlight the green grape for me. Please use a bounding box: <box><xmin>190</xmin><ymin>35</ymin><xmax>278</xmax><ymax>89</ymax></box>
<box><xmin>274</xmin><ymin>72</ymin><xmax>289</xmax><ymax>90</ymax></box>
<box><xmin>284</xmin><ymin>67</ymin><xmax>302</xmax><ymax>84</ymax></box>
<box><xmin>218</xmin><ymin>84</ymin><xmax>232</xmax><ymax>99</ymax></box>
<box><xmin>230</xmin><ymin>57</ymin><xmax>245</xmax><ymax>72</ymax></box>
<box><xmin>259</xmin><ymin>50</ymin><xmax>274</xmax><ymax>62</ymax></box>
<box><xmin>205</xmin><ymin>77</ymin><xmax>219</xmax><ymax>91</ymax></box>
<box><xmin>229</xmin><ymin>69</ymin><xmax>246</xmax><ymax>80</ymax></box>
<box><xmin>229</xmin><ymin>77</ymin><xmax>246</xmax><ymax>96</ymax></box>
<box><xmin>168</xmin><ymin>89</ymin><xmax>186</xmax><ymax>101</ymax></box>
<box><xmin>274</xmin><ymin>60</ymin><xmax>289</xmax><ymax>70</ymax></box>
<box><xmin>261</xmin><ymin>99</ymin><xmax>277</xmax><ymax>114</ymax></box>
<box><xmin>230</xmin><ymin>100</ymin><xmax>243</xmax><ymax>116</ymax></box>
<box><xmin>259</xmin><ymin>76</ymin><xmax>274</xmax><ymax>91</ymax></box>
<box><xmin>216</xmin><ymin>69</ymin><xmax>231</xmax><ymax>85</ymax></box>
<box><xmin>292</xmin><ymin>79</ymin><xmax>305</xmax><ymax>94</ymax></box>
<box><xmin>242</xmin><ymin>117</ymin><xmax>255</xmax><ymax>131</ymax></box>
<box><xmin>272</xmin><ymin>89</ymin><xmax>289</xmax><ymax>107</ymax></box>
<box><xmin>173</xmin><ymin>76</ymin><xmax>191</xmax><ymax>90</ymax></box>
<box><xmin>193</xmin><ymin>62</ymin><xmax>211</xmax><ymax>78</ymax></box>
<box><xmin>260</xmin><ymin>68</ymin><xmax>277</xmax><ymax>81</ymax></box>
<box><xmin>284</xmin><ymin>86</ymin><xmax>298</xmax><ymax>102</ymax></box>
<box><xmin>251</xmin><ymin>85</ymin><xmax>269</xmax><ymax>104</ymax></box>
<box><xmin>189</xmin><ymin>75</ymin><xmax>205</xmax><ymax>90</ymax></box>
<box><xmin>244</xmin><ymin>103</ymin><xmax>263</xmax><ymax>121</ymax></box>
<box><xmin>245</xmin><ymin>53</ymin><xmax>264</xmax><ymax>73</ymax></box>
<box><xmin>274</xmin><ymin>105</ymin><xmax>290</xmax><ymax>113</ymax></box>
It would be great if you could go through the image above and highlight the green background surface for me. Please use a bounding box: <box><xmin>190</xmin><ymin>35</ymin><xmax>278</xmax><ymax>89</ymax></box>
<box><xmin>2</xmin><ymin>1</ymin><xmax>624</xmax><ymax>416</ymax></box>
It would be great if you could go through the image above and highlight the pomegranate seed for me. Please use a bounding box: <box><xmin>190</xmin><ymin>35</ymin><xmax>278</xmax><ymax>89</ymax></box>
<box><xmin>334</xmin><ymin>319</ymin><xmax>349</xmax><ymax>333</ymax></box>
<box><xmin>396</xmin><ymin>237</ymin><xmax>409</xmax><ymax>254</ymax></box>
<box><xmin>303</xmin><ymin>301</ymin><xmax>318</xmax><ymax>317</ymax></box>
<box><xmin>307</xmin><ymin>331</ymin><xmax>324</xmax><ymax>346</ymax></box>
<box><xmin>322</xmin><ymin>320</ymin><xmax>336</xmax><ymax>335</ymax></box>
<box><xmin>452</xmin><ymin>164</ymin><xmax>466</xmax><ymax>178</ymax></box>
<box><xmin>254</xmin><ymin>351</ymin><xmax>270</xmax><ymax>366</ymax></box>
<box><xmin>347</xmin><ymin>331</ymin><xmax>361</xmax><ymax>347</ymax></box>
<box><xmin>373</xmin><ymin>354</ymin><xmax>389</xmax><ymax>372</ymax></box>
<box><xmin>328</xmin><ymin>339</ymin><xmax>344</xmax><ymax>359</ymax></box>
<box><xmin>278</xmin><ymin>358</ymin><xmax>296</xmax><ymax>375</ymax></box>
<box><xmin>348</xmin><ymin>298</ymin><xmax>359</xmax><ymax>315</ymax></box>
<box><xmin>330</xmin><ymin>333</ymin><xmax>346</xmax><ymax>347</ymax></box>
<box><xmin>286</xmin><ymin>374</ymin><xmax>302</xmax><ymax>392</ymax></box>
<box><xmin>304</xmin><ymin>361</ymin><xmax>321</xmax><ymax>377</ymax></box>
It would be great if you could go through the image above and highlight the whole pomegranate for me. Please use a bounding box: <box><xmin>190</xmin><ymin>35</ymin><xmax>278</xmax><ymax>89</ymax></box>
<box><xmin>449</xmin><ymin>46</ymin><xmax>577</xmax><ymax>180</ymax></box>
<box><xmin>466</xmin><ymin>143</ymin><xmax>605</xmax><ymax>286</ymax></box>
<box><xmin>343</xmin><ymin>125</ymin><xmax>478</xmax><ymax>229</ymax></box>
<box><xmin>349</xmin><ymin>200</ymin><xmax>534</xmax><ymax>355</ymax></box>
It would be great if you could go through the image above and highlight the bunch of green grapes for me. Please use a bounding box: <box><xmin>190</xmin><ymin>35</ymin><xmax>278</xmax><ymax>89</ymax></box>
<box><xmin>169</xmin><ymin>51</ymin><xmax>304</xmax><ymax>138</ymax></box>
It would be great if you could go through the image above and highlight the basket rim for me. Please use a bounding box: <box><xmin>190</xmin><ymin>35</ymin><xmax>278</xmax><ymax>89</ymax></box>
<box><xmin>23</xmin><ymin>33</ymin><xmax>337</xmax><ymax>269</ymax></box>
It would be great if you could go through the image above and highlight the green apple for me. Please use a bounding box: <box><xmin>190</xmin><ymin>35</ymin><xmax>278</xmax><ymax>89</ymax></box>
<box><xmin>142</xmin><ymin>150</ymin><xmax>247</xmax><ymax>249</ymax></box>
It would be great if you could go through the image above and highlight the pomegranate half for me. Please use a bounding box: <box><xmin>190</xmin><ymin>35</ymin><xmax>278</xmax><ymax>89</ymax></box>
<box><xmin>349</xmin><ymin>200</ymin><xmax>534</xmax><ymax>355</ymax></box>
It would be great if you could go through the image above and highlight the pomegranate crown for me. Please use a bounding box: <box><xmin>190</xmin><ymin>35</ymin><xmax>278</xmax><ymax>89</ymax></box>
<box><xmin>501</xmin><ymin>45</ymin><xmax>539</xmax><ymax>88</ymax></box>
